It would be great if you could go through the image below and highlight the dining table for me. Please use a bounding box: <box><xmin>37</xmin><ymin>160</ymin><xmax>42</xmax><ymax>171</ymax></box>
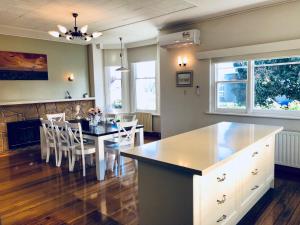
<box><xmin>40</xmin><ymin>120</ymin><xmax>144</xmax><ymax>181</ymax></box>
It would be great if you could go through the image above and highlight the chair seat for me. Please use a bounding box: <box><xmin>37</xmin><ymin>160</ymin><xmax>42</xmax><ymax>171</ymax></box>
<box><xmin>74</xmin><ymin>144</ymin><xmax>96</xmax><ymax>155</ymax></box>
<box><xmin>104</xmin><ymin>137</ymin><xmax>132</xmax><ymax>147</ymax></box>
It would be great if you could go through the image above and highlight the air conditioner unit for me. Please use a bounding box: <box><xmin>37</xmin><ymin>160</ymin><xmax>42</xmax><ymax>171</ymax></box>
<box><xmin>159</xmin><ymin>29</ymin><xmax>200</xmax><ymax>48</ymax></box>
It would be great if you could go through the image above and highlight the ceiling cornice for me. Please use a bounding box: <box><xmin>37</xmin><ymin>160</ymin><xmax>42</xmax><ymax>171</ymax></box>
<box><xmin>0</xmin><ymin>24</ymin><xmax>92</xmax><ymax>45</ymax></box>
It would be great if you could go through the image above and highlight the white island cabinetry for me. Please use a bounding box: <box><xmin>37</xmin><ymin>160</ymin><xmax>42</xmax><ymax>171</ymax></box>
<box><xmin>196</xmin><ymin>136</ymin><xmax>275</xmax><ymax>225</ymax></box>
<box><xmin>121</xmin><ymin>122</ymin><xmax>282</xmax><ymax>225</ymax></box>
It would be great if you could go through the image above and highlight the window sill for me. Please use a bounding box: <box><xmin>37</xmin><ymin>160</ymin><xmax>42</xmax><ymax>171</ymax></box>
<box><xmin>206</xmin><ymin>111</ymin><xmax>300</xmax><ymax>120</ymax></box>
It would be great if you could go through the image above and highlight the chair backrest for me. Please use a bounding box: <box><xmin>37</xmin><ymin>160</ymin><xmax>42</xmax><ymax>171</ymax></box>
<box><xmin>53</xmin><ymin>121</ymin><xmax>69</xmax><ymax>146</ymax></box>
<box><xmin>40</xmin><ymin>118</ymin><xmax>56</xmax><ymax>144</ymax></box>
<box><xmin>117</xmin><ymin>120</ymin><xmax>138</xmax><ymax>145</ymax></box>
<box><xmin>66</xmin><ymin>122</ymin><xmax>84</xmax><ymax>151</ymax></box>
<box><xmin>104</xmin><ymin>113</ymin><xmax>116</xmax><ymax>122</ymax></box>
<box><xmin>118</xmin><ymin>113</ymin><xmax>137</xmax><ymax>122</ymax></box>
<box><xmin>46</xmin><ymin>113</ymin><xmax>66</xmax><ymax>122</ymax></box>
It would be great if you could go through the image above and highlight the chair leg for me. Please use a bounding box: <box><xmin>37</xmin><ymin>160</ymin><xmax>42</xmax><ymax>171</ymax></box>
<box><xmin>46</xmin><ymin>145</ymin><xmax>50</xmax><ymax>163</ymax></box>
<box><xmin>57</xmin><ymin>148</ymin><xmax>62</xmax><ymax>167</ymax></box>
<box><xmin>70</xmin><ymin>152</ymin><xmax>76</xmax><ymax>172</ymax></box>
<box><xmin>105</xmin><ymin>152</ymin><xmax>109</xmax><ymax>170</ymax></box>
<box><xmin>117</xmin><ymin>153</ymin><xmax>121</xmax><ymax>177</ymax></box>
<box><xmin>67</xmin><ymin>150</ymin><xmax>72</xmax><ymax>172</ymax></box>
<box><xmin>54</xmin><ymin>146</ymin><xmax>58</xmax><ymax>166</ymax></box>
<box><xmin>82</xmin><ymin>154</ymin><xmax>86</xmax><ymax>177</ymax></box>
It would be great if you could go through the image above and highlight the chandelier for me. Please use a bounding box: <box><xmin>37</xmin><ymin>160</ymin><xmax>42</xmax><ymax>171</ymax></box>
<box><xmin>48</xmin><ymin>13</ymin><xmax>102</xmax><ymax>41</ymax></box>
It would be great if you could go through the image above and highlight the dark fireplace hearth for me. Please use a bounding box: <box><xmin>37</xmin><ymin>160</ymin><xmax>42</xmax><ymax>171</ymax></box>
<box><xmin>7</xmin><ymin>119</ymin><xmax>41</xmax><ymax>150</ymax></box>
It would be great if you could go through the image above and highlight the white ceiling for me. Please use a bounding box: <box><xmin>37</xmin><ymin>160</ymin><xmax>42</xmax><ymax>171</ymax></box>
<box><xmin>0</xmin><ymin>0</ymin><xmax>292</xmax><ymax>45</ymax></box>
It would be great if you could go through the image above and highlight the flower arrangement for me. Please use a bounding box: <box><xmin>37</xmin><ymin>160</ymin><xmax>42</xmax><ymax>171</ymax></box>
<box><xmin>88</xmin><ymin>107</ymin><xmax>102</xmax><ymax>117</ymax></box>
<box><xmin>87</xmin><ymin>107</ymin><xmax>102</xmax><ymax>126</ymax></box>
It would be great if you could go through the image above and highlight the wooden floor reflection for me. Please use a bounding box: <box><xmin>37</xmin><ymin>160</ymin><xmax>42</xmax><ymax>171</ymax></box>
<box><xmin>0</xmin><ymin>146</ymin><xmax>139</xmax><ymax>225</ymax></box>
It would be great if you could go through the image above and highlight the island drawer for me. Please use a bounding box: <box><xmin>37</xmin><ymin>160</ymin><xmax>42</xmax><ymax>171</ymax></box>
<box><xmin>240</xmin><ymin>137</ymin><xmax>274</xmax><ymax>208</ymax></box>
<box><xmin>201</xmin><ymin>158</ymin><xmax>239</xmax><ymax>198</ymax></box>
<box><xmin>201</xmin><ymin>191</ymin><xmax>237</xmax><ymax>225</ymax></box>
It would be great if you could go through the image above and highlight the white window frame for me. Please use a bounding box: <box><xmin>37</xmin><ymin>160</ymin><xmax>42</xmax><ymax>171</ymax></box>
<box><xmin>104</xmin><ymin>66</ymin><xmax>127</xmax><ymax>113</ymax></box>
<box><xmin>210</xmin><ymin>56</ymin><xmax>300</xmax><ymax>118</ymax></box>
<box><xmin>211</xmin><ymin>61</ymin><xmax>248</xmax><ymax>114</ymax></box>
<box><xmin>131</xmin><ymin>60</ymin><xmax>159</xmax><ymax>114</ymax></box>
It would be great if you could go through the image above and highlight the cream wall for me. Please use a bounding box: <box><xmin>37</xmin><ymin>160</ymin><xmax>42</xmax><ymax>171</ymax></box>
<box><xmin>160</xmin><ymin>1</ymin><xmax>300</xmax><ymax>138</ymax></box>
<box><xmin>0</xmin><ymin>34</ymin><xmax>89</xmax><ymax>102</ymax></box>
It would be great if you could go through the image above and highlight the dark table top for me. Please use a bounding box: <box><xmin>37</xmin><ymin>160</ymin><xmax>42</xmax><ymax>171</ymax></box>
<box><xmin>70</xmin><ymin>120</ymin><xmax>144</xmax><ymax>137</ymax></box>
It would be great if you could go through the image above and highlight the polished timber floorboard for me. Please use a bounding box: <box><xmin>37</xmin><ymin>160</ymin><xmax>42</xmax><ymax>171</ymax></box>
<box><xmin>0</xmin><ymin>144</ymin><xmax>300</xmax><ymax>224</ymax></box>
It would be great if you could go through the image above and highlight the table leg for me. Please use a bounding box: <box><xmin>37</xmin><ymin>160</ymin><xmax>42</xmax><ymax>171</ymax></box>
<box><xmin>40</xmin><ymin>127</ymin><xmax>46</xmax><ymax>160</ymax></box>
<box><xmin>95</xmin><ymin>137</ymin><xmax>106</xmax><ymax>181</ymax></box>
<box><xmin>137</xmin><ymin>128</ymin><xmax>144</xmax><ymax>146</ymax></box>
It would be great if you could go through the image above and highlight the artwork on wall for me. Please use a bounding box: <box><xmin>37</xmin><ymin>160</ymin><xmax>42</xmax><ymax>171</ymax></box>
<box><xmin>176</xmin><ymin>71</ymin><xmax>193</xmax><ymax>87</ymax></box>
<box><xmin>0</xmin><ymin>51</ymin><xmax>48</xmax><ymax>80</ymax></box>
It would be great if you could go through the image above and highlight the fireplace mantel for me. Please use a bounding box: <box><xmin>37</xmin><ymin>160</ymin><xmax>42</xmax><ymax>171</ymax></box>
<box><xmin>0</xmin><ymin>97</ymin><xmax>95</xmax><ymax>106</ymax></box>
<box><xmin>0</xmin><ymin>98</ymin><xmax>95</xmax><ymax>152</ymax></box>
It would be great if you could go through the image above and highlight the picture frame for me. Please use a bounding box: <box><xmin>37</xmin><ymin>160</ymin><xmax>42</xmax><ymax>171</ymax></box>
<box><xmin>176</xmin><ymin>71</ymin><xmax>193</xmax><ymax>87</ymax></box>
<box><xmin>0</xmin><ymin>51</ymin><xmax>48</xmax><ymax>80</ymax></box>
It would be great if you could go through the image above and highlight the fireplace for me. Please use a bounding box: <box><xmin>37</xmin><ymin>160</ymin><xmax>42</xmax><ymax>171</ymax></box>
<box><xmin>7</xmin><ymin>119</ymin><xmax>41</xmax><ymax>149</ymax></box>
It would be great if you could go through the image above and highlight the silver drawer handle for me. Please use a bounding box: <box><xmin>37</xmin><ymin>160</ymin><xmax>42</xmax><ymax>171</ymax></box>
<box><xmin>251</xmin><ymin>169</ymin><xmax>259</xmax><ymax>175</ymax></box>
<box><xmin>217</xmin><ymin>215</ymin><xmax>227</xmax><ymax>223</ymax></box>
<box><xmin>217</xmin><ymin>195</ymin><xmax>226</xmax><ymax>204</ymax></box>
<box><xmin>252</xmin><ymin>151</ymin><xmax>258</xmax><ymax>157</ymax></box>
<box><xmin>251</xmin><ymin>185</ymin><xmax>259</xmax><ymax>191</ymax></box>
<box><xmin>217</xmin><ymin>173</ymin><xmax>226</xmax><ymax>182</ymax></box>
<box><xmin>265</xmin><ymin>144</ymin><xmax>270</xmax><ymax>147</ymax></box>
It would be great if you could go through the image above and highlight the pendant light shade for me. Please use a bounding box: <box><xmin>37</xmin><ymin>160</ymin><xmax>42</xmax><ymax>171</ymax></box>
<box><xmin>116</xmin><ymin>37</ymin><xmax>129</xmax><ymax>72</ymax></box>
<box><xmin>116</xmin><ymin>66</ymin><xmax>129</xmax><ymax>72</ymax></box>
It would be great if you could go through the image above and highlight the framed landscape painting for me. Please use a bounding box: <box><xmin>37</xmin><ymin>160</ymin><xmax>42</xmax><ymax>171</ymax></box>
<box><xmin>0</xmin><ymin>51</ymin><xmax>48</xmax><ymax>80</ymax></box>
<box><xmin>176</xmin><ymin>71</ymin><xmax>193</xmax><ymax>87</ymax></box>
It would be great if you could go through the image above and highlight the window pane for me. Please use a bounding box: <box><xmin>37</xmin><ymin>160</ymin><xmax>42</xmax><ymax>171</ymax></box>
<box><xmin>105</xmin><ymin>66</ymin><xmax>122</xmax><ymax>110</ymax></box>
<box><xmin>216</xmin><ymin>61</ymin><xmax>247</xmax><ymax>81</ymax></box>
<box><xmin>254</xmin><ymin>60</ymin><xmax>300</xmax><ymax>111</ymax></box>
<box><xmin>109</xmin><ymin>79</ymin><xmax>122</xmax><ymax>109</ymax></box>
<box><xmin>217</xmin><ymin>83</ymin><xmax>246</xmax><ymax>109</ymax></box>
<box><xmin>254</xmin><ymin>56</ymin><xmax>300</xmax><ymax>65</ymax></box>
<box><xmin>136</xmin><ymin>78</ymin><xmax>156</xmax><ymax>111</ymax></box>
<box><xmin>134</xmin><ymin>61</ymin><xmax>156</xmax><ymax>78</ymax></box>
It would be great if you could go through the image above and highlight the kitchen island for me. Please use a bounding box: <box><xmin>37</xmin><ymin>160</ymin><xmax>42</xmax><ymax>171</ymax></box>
<box><xmin>121</xmin><ymin>122</ymin><xmax>283</xmax><ymax>225</ymax></box>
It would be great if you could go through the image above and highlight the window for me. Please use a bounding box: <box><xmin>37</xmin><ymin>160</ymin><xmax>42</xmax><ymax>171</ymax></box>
<box><xmin>254</xmin><ymin>57</ymin><xmax>300</xmax><ymax>111</ymax></box>
<box><xmin>214</xmin><ymin>61</ymin><xmax>248</xmax><ymax>111</ymax></box>
<box><xmin>105</xmin><ymin>66</ymin><xmax>122</xmax><ymax>111</ymax></box>
<box><xmin>132</xmin><ymin>61</ymin><xmax>157</xmax><ymax>112</ymax></box>
<box><xmin>211</xmin><ymin>56</ymin><xmax>300</xmax><ymax>117</ymax></box>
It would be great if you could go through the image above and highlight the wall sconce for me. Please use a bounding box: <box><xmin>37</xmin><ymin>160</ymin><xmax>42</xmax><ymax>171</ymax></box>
<box><xmin>196</xmin><ymin>85</ymin><xmax>200</xmax><ymax>96</ymax></box>
<box><xmin>68</xmin><ymin>73</ymin><xmax>74</xmax><ymax>81</ymax></box>
<box><xmin>178</xmin><ymin>56</ymin><xmax>188</xmax><ymax>67</ymax></box>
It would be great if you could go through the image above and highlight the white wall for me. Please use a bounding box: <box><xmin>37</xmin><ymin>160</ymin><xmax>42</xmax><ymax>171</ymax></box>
<box><xmin>160</xmin><ymin>1</ymin><xmax>300</xmax><ymax>138</ymax></box>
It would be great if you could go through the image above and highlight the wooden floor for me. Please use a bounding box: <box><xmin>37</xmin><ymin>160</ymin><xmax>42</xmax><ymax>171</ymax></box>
<box><xmin>0</xmin><ymin>139</ymin><xmax>300</xmax><ymax>225</ymax></box>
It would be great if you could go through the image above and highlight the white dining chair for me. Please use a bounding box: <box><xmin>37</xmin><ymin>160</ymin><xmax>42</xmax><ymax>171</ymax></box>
<box><xmin>118</xmin><ymin>113</ymin><xmax>137</xmax><ymax>122</ymax></box>
<box><xmin>40</xmin><ymin>119</ymin><xmax>58</xmax><ymax>166</ymax></box>
<box><xmin>46</xmin><ymin>113</ymin><xmax>66</xmax><ymax>122</ymax></box>
<box><xmin>104</xmin><ymin>113</ymin><xmax>116</xmax><ymax>123</ymax></box>
<box><xmin>53</xmin><ymin>121</ymin><xmax>72</xmax><ymax>170</ymax></box>
<box><xmin>67</xmin><ymin>122</ymin><xmax>96</xmax><ymax>177</ymax></box>
<box><xmin>104</xmin><ymin>120</ymin><xmax>138</xmax><ymax>176</ymax></box>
